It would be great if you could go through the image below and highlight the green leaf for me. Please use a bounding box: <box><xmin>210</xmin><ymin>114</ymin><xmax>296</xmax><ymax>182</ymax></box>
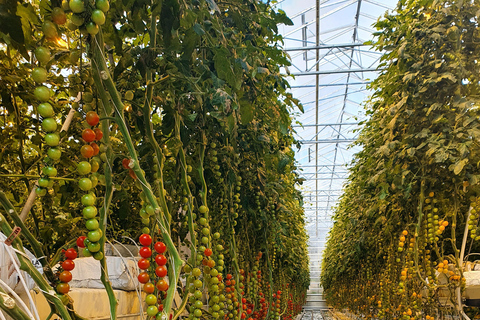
<box><xmin>453</xmin><ymin>159</ymin><xmax>468</xmax><ymax>175</ymax></box>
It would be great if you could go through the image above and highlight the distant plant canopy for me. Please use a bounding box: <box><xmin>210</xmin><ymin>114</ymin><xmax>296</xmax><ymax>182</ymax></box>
<box><xmin>321</xmin><ymin>0</ymin><xmax>480</xmax><ymax>319</ymax></box>
<box><xmin>0</xmin><ymin>0</ymin><xmax>309</xmax><ymax>319</ymax></box>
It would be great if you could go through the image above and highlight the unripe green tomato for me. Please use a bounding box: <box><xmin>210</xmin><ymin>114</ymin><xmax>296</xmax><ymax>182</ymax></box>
<box><xmin>85</xmin><ymin>218</ymin><xmax>99</xmax><ymax>230</ymax></box>
<box><xmin>61</xmin><ymin>0</ymin><xmax>70</xmax><ymax>10</ymax></box>
<box><xmin>81</xmin><ymin>193</ymin><xmax>96</xmax><ymax>206</ymax></box>
<box><xmin>93</xmin><ymin>251</ymin><xmax>104</xmax><ymax>260</ymax></box>
<box><xmin>83</xmin><ymin>206</ymin><xmax>97</xmax><ymax>219</ymax></box>
<box><xmin>202</xmin><ymin>228</ymin><xmax>210</xmax><ymax>236</ymax></box>
<box><xmin>141</xmin><ymin>217</ymin><xmax>150</xmax><ymax>225</ymax></box>
<box><xmin>42</xmin><ymin>21</ymin><xmax>58</xmax><ymax>39</ymax></box>
<box><xmin>213</xmin><ymin>232</ymin><xmax>220</xmax><ymax>239</ymax></box>
<box><xmin>41</xmin><ymin>118</ymin><xmax>57</xmax><ymax>132</ymax></box>
<box><xmin>194</xmin><ymin>300</ymin><xmax>203</xmax><ymax>309</ymax></box>
<box><xmin>194</xmin><ymin>309</ymin><xmax>202</xmax><ymax>317</ymax></box>
<box><xmin>90</xmin><ymin>174</ymin><xmax>98</xmax><ymax>188</ymax></box>
<box><xmin>91</xmin><ymin>9</ymin><xmax>106</xmax><ymax>25</ymax></box>
<box><xmin>42</xmin><ymin>166</ymin><xmax>57</xmax><ymax>177</ymax></box>
<box><xmin>145</xmin><ymin>294</ymin><xmax>157</xmax><ymax>305</ymax></box>
<box><xmin>34</xmin><ymin>86</ymin><xmax>51</xmax><ymax>102</ymax></box>
<box><xmin>35</xmin><ymin>187</ymin><xmax>47</xmax><ymax>196</ymax></box>
<box><xmin>37</xmin><ymin>103</ymin><xmax>54</xmax><ymax>117</ymax></box>
<box><xmin>87</xmin><ymin>241</ymin><xmax>101</xmax><ymax>252</ymax></box>
<box><xmin>38</xmin><ymin>178</ymin><xmax>50</xmax><ymax>188</ymax></box>
<box><xmin>86</xmin><ymin>22</ymin><xmax>99</xmax><ymax>35</ymax></box>
<box><xmin>146</xmin><ymin>306</ymin><xmax>158</xmax><ymax>317</ymax></box>
<box><xmin>78</xmin><ymin>178</ymin><xmax>93</xmax><ymax>191</ymax></box>
<box><xmin>47</xmin><ymin>147</ymin><xmax>61</xmax><ymax>160</ymax></box>
<box><xmin>35</xmin><ymin>47</ymin><xmax>51</xmax><ymax>64</ymax></box>
<box><xmin>87</xmin><ymin>229</ymin><xmax>102</xmax><ymax>242</ymax></box>
<box><xmin>32</xmin><ymin>67</ymin><xmax>48</xmax><ymax>83</ymax></box>
<box><xmin>45</xmin><ymin>133</ymin><xmax>60</xmax><ymax>147</ymax></box>
<box><xmin>83</xmin><ymin>248</ymin><xmax>92</xmax><ymax>257</ymax></box>
<box><xmin>69</xmin><ymin>0</ymin><xmax>85</xmax><ymax>13</ymax></box>
<box><xmin>95</xmin><ymin>0</ymin><xmax>110</xmax><ymax>12</ymax></box>
<box><xmin>201</xmin><ymin>236</ymin><xmax>208</xmax><ymax>244</ymax></box>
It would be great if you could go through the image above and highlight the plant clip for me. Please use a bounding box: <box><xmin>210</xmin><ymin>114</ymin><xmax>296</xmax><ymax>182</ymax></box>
<box><xmin>4</xmin><ymin>226</ymin><xmax>21</xmax><ymax>246</ymax></box>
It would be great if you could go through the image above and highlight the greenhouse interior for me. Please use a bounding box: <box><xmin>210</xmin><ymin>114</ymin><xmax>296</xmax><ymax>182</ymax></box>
<box><xmin>1</xmin><ymin>0</ymin><xmax>480</xmax><ymax>319</ymax></box>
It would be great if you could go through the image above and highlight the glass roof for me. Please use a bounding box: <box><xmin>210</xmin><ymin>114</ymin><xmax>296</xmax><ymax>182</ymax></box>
<box><xmin>275</xmin><ymin>0</ymin><xmax>398</xmax><ymax>243</ymax></box>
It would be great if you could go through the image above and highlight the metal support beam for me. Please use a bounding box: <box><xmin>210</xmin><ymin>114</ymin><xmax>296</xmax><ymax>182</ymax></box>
<box><xmin>284</xmin><ymin>42</ymin><xmax>367</xmax><ymax>51</ymax></box>
<box><xmin>299</xmin><ymin>139</ymin><xmax>356</xmax><ymax>144</ymax></box>
<box><xmin>291</xmin><ymin>67</ymin><xmax>379</xmax><ymax>76</ymax></box>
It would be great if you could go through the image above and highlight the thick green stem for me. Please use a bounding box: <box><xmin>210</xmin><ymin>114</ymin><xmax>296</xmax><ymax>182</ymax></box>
<box><xmin>0</xmin><ymin>286</ymin><xmax>31</xmax><ymax>320</ymax></box>
<box><xmin>90</xmin><ymin>30</ymin><xmax>182</xmax><ymax>315</ymax></box>
<box><xmin>0</xmin><ymin>213</ymin><xmax>72</xmax><ymax>320</ymax></box>
<box><xmin>413</xmin><ymin>177</ymin><xmax>428</xmax><ymax>287</ymax></box>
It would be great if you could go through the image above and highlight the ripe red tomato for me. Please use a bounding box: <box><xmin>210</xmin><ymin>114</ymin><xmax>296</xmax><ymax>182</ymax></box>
<box><xmin>82</xmin><ymin>128</ymin><xmax>96</xmax><ymax>142</ymax></box>
<box><xmin>86</xmin><ymin>111</ymin><xmax>100</xmax><ymax>126</ymax></box>
<box><xmin>94</xmin><ymin>128</ymin><xmax>103</xmax><ymax>141</ymax></box>
<box><xmin>156</xmin><ymin>279</ymin><xmax>168</xmax><ymax>291</ymax></box>
<box><xmin>139</xmin><ymin>234</ymin><xmax>152</xmax><ymax>246</ymax></box>
<box><xmin>138</xmin><ymin>272</ymin><xmax>150</xmax><ymax>284</ymax></box>
<box><xmin>81</xmin><ymin>145</ymin><xmax>94</xmax><ymax>158</ymax></box>
<box><xmin>143</xmin><ymin>282</ymin><xmax>155</xmax><ymax>294</ymax></box>
<box><xmin>139</xmin><ymin>247</ymin><xmax>152</xmax><ymax>258</ymax></box>
<box><xmin>122</xmin><ymin>158</ymin><xmax>131</xmax><ymax>169</ymax></box>
<box><xmin>65</xmin><ymin>248</ymin><xmax>77</xmax><ymax>260</ymax></box>
<box><xmin>204</xmin><ymin>248</ymin><xmax>213</xmax><ymax>257</ymax></box>
<box><xmin>155</xmin><ymin>265</ymin><xmax>167</xmax><ymax>277</ymax></box>
<box><xmin>62</xmin><ymin>259</ymin><xmax>75</xmax><ymax>271</ymax></box>
<box><xmin>207</xmin><ymin>259</ymin><xmax>215</xmax><ymax>268</ymax></box>
<box><xmin>154</xmin><ymin>241</ymin><xmax>166</xmax><ymax>254</ymax></box>
<box><xmin>226</xmin><ymin>274</ymin><xmax>232</xmax><ymax>280</ymax></box>
<box><xmin>77</xmin><ymin>236</ymin><xmax>86</xmax><ymax>248</ymax></box>
<box><xmin>56</xmin><ymin>282</ymin><xmax>70</xmax><ymax>294</ymax></box>
<box><xmin>138</xmin><ymin>258</ymin><xmax>150</xmax><ymax>270</ymax></box>
<box><xmin>155</xmin><ymin>254</ymin><xmax>167</xmax><ymax>266</ymax></box>
<box><xmin>90</xmin><ymin>143</ymin><xmax>100</xmax><ymax>156</ymax></box>
<box><xmin>59</xmin><ymin>270</ymin><xmax>72</xmax><ymax>282</ymax></box>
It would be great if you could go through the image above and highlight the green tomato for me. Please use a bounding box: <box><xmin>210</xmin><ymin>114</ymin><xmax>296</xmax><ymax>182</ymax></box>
<box><xmin>95</xmin><ymin>0</ymin><xmax>110</xmax><ymax>12</ymax></box>
<box><xmin>38</xmin><ymin>103</ymin><xmax>54</xmax><ymax>118</ymax></box>
<box><xmin>41</xmin><ymin>118</ymin><xmax>57</xmax><ymax>132</ymax></box>
<box><xmin>87</xmin><ymin>229</ymin><xmax>102</xmax><ymax>242</ymax></box>
<box><xmin>32</xmin><ymin>67</ymin><xmax>48</xmax><ymax>83</ymax></box>
<box><xmin>194</xmin><ymin>300</ymin><xmax>203</xmax><ymax>309</ymax></box>
<box><xmin>77</xmin><ymin>161</ymin><xmax>92</xmax><ymax>175</ymax></box>
<box><xmin>145</xmin><ymin>205</ymin><xmax>155</xmax><ymax>216</ymax></box>
<box><xmin>93</xmin><ymin>251</ymin><xmax>104</xmax><ymax>260</ymax></box>
<box><xmin>192</xmin><ymin>268</ymin><xmax>201</xmax><ymax>277</ymax></box>
<box><xmin>193</xmin><ymin>279</ymin><xmax>203</xmax><ymax>288</ymax></box>
<box><xmin>145</xmin><ymin>294</ymin><xmax>157</xmax><ymax>305</ymax></box>
<box><xmin>34</xmin><ymin>86</ymin><xmax>51</xmax><ymax>102</ymax></box>
<box><xmin>61</xmin><ymin>0</ymin><xmax>70</xmax><ymax>10</ymax></box>
<box><xmin>42</xmin><ymin>166</ymin><xmax>57</xmax><ymax>177</ymax></box>
<box><xmin>90</xmin><ymin>174</ymin><xmax>98</xmax><ymax>188</ymax></box>
<box><xmin>42</xmin><ymin>21</ymin><xmax>58</xmax><ymax>39</ymax></box>
<box><xmin>78</xmin><ymin>178</ymin><xmax>93</xmax><ymax>191</ymax></box>
<box><xmin>142</xmin><ymin>227</ymin><xmax>150</xmax><ymax>234</ymax></box>
<box><xmin>83</xmin><ymin>248</ymin><xmax>92</xmax><ymax>257</ymax></box>
<box><xmin>35</xmin><ymin>187</ymin><xmax>47</xmax><ymax>197</ymax></box>
<box><xmin>194</xmin><ymin>290</ymin><xmax>202</xmax><ymax>299</ymax></box>
<box><xmin>194</xmin><ymin>309</ymin><xmax>202</xmax><ymax>317</ymax></box>
<box><xmin>202</xmin><ymin>227</ymin><xmax>210</xmax><ymax>236</ymax></box>
<box><xmin>213</xmin><ymin>232</ymin><xmax>220</xmax><ymax>239</ymax></box>
<box><xmin>91</xmin><ymin>9</ymin><xmax>106</xmax><ymax>25</ymax></box>
<box><xmin>87</xmin><ymin>241</ymin><xmax>101</xmax><ymax>252</ymax></box>
<box><xmin>81</xmin><ymin>193</ymin><xmax>96</xmax><ymax>206</ymax></box>
<box><xmin>69</xmin><ymin>0</ymin><xmax>85</xmax><ymax>13</ymax></box>
<box><xmin>70</xmin><ymin>14</ymin><xmax>84</xmax><ymax>27</ymax></box>
<box><xmin>85</xmin><ymin>218</ymin><xmax>99</xmax><ymax>230</ymax></box>
<box><xmin>83</xmin><ymin>206</ymin><xmax>97</xmax><ymax>219</ymax></box>
<box><xmin>199</xmin><ymin>205</ymin><xmax>208</xmax><ymax>214</ymax></box>
<box><xmin>146</xmin><ymin>306</ymin><xmax>158</xmax><ymax>317</ymax></box>
<box><xmin>86</xmin><ymin>22</ymin><xmax>99</xmax><ymax>35</ymax></box>
<box><xmin>47</xmin><ymin>147</ymin><xmax>61</xmax><ymax>160</ymax></box>
<box><xmin>35</xmin><ymin>47</ymin><xmax>51</xmax><ymax>64</ymax></box>
<box><xmin>38</xmin><ymin>178</ymin><xmax>50</xmax><ymax>188</ymax></box>
<box><xmin>44</xmin><ymin>133</ymin><xmax>60</xmax><ymax>146</ymax></box>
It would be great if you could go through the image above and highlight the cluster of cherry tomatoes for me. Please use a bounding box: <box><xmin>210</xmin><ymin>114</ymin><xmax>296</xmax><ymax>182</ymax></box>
<box><xmin>56</xmin><ymin>248</ymin><xmax>77</xmax><ymax>294</ymax></box>
<box><xmin>137</xmin><ymin>233</ymin><xmax>169</xmax><ymax>317</ymax></box>
<box><xmin>33</xmin><ymin>37</ymin><xmax>62</xmax><ymax>198</ymax></box>
<box><xmin>64</xmin><ymin>0</ymin><xmax>109</xmax><ymax>36</ymax></box>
